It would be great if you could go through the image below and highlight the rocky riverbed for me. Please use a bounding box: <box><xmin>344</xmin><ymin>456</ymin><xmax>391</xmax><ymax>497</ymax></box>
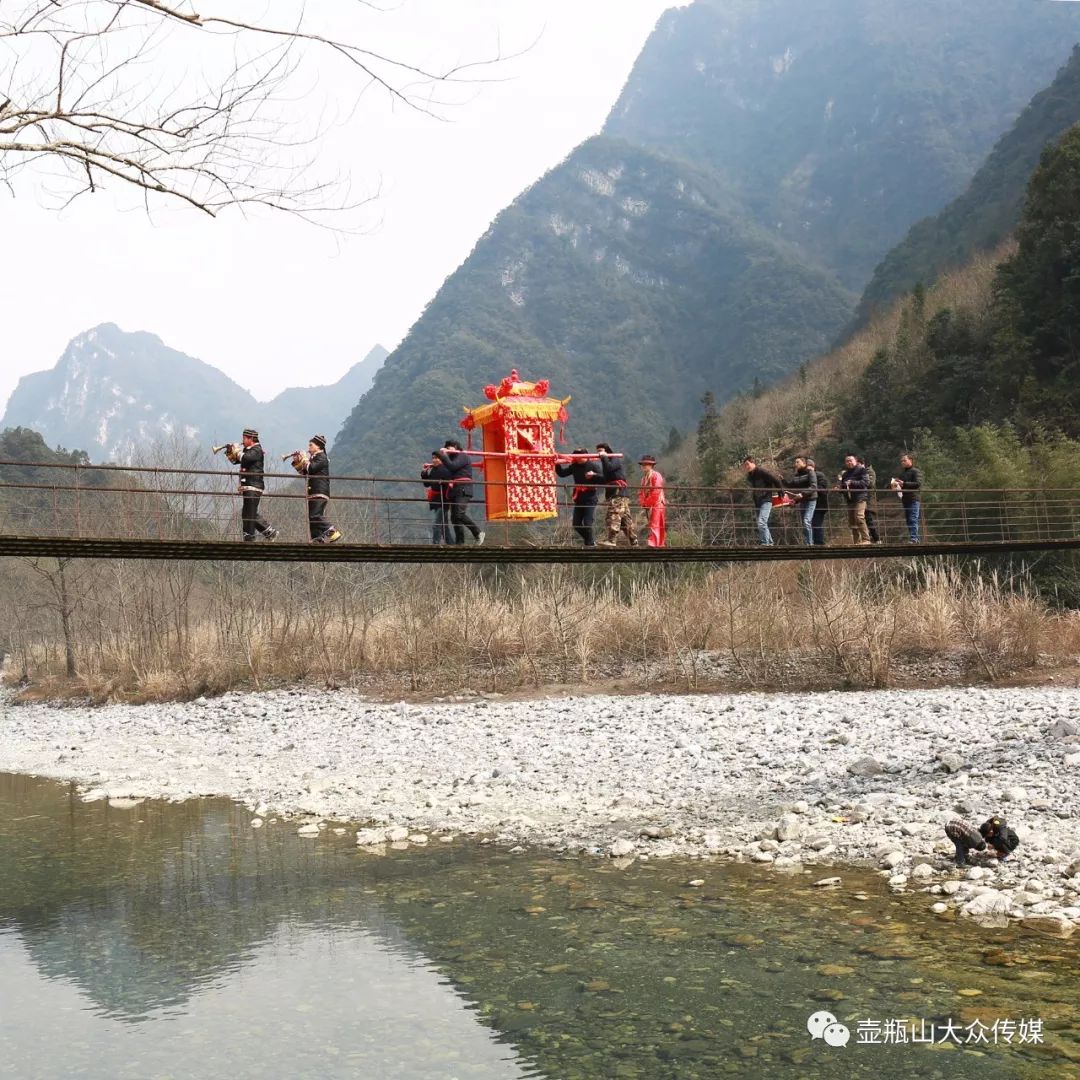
<box><xmin>2</xmin><ymin>685</ymin><xmax>1080</xmax><ymax>934</ymax></box>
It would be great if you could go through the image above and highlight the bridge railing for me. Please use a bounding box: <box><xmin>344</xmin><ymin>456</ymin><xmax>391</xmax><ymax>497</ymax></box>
<box><xmin>1</xmin><ymin>458</ymin><xmax>1079</xmax><ymax>549</ymax></box>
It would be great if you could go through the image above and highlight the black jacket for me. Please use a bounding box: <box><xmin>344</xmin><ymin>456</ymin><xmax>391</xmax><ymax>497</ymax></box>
<box><xmin>556</xmin><ymin>458</ymin><xmax>603</xmax><ymax>505</ymax></box>
<box><xmin>840</xmin><ymin>464</ymin><xmax>869</xmax><ymax>503</ymax></box>
<box><xmin>597</xmin><ymin>454</ymin><xmax>628</xmax><ymax>500</ymax></box>
<box><xmin>437</xmin><ymin>449</ymin><xmax>474</xmax><ymax>500</ymax></box>
<box><xmin>746</xmin><ymin>465</ymin><xmax>783</xmax><ymax>507</ymax></box>
<box><xmin>786</xmin><ymin>466</ymin><xmax>818</xmax><ymax>503</ymax></box>
<box><xmin>304</xmin><ymin>450</ymin><xmax>330</xmax><ymax>498</ymax></box>
<box><xmin>422</xmin><ymin>461</ymin><xmax>451</xmax><ymax>507</ymax></box>
<box><xmin>238</xmin><ymin>444</ymin><xmax>265</xmax><ymax>492</ymax></box>
<box><xmin>815</xmin><ymin>468</ymin><xmax>829</xmax><ymax>510</ymax></box>
<box><xmin>896</xmin><ymin>465</ymin><xmax>923</xmax><ymax>506</ymax></box>
<box><xmin>980</xmin><ymin>817</ymin><xmax>1020</xmax><ymax>857</ymax></box>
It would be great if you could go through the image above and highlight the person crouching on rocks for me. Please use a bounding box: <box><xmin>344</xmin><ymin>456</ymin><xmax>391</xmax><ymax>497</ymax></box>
<box><xmin>945</xmin><ymin>819</ymin><xmax>987</xmax><ymax>866</ymax></box>
<box><xmin>980</xmin><ymin>816</ymin><xmax>1020</xmax><ymax>861</ymax></box>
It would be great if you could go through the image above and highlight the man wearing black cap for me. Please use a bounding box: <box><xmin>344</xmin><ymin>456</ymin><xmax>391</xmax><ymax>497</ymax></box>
<box><xmin>638</xmin><ymin>454</ymin><xmax>666</xmax><ymax>547</ymax></box>
<box><xmin>292</xmin><ymin>435</ymin><xmax>341</xmax><ymax>543</ymax></box>
<box><xmin>238</xmin><ymin>429</ymin><xmax>277</xmax><ymax>542</ymax></box>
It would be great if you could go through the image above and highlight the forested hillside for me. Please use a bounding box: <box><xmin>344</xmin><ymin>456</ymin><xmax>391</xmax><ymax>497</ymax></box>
<box><xmin>856</xmin><ymin>45</ymin><xmax>1080</xmax><ymax>325</ymax></box>
<box><xmin>336</xmin><ymin>0</ymin><xmax>1080</xmax><ymax>477</ymax></box>
<box><xmin>697</xmin><ymin>123</ymin><xmax>1080</xmax><ymax>493</ymax></box>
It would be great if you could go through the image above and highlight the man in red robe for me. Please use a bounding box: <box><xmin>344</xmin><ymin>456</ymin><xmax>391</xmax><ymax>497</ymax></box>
<box><xmin>637</xmin><ymin>454</ymin><xmax>667</xmax><ymax>547</ymax></box>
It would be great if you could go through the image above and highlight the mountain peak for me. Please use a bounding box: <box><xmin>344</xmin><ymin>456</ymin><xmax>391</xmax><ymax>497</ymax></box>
<box><xmin>2</xmin><ymin>327</ymin><xmax>387</xmax><ymax>463</ymax></box>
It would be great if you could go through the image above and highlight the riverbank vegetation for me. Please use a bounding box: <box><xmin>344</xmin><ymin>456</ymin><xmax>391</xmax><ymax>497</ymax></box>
<box><xmin>3</xmin><ymin>558</ymin><xmax>1079</xmax><ymax>703</ymax></box>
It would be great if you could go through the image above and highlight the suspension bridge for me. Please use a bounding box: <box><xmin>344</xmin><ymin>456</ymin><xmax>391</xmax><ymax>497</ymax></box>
<box><xmin>2</xmin><ymin>458</ymin><xmax>1079</xmax><ymax>564</ymax></box>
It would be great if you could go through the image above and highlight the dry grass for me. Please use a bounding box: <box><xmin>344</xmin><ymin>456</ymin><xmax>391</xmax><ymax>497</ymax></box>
<box><xmin>6</xmin><ymin>558</ymin><xmax>1079</xmax><ymax>703</ymax></box>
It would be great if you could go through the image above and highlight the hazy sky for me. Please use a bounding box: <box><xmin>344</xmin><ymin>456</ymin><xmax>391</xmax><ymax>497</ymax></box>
<box><xmin>1</xmin><ymin>0</ymin><xmax>680</xmax><ymax>413</ymax></box>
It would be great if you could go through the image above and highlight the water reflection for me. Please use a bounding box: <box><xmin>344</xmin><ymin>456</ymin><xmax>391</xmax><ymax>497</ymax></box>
<box><xmin>0</xmin><ymin>773</ymin><xmax>1077</xmax><ymax>1078</ymax></box>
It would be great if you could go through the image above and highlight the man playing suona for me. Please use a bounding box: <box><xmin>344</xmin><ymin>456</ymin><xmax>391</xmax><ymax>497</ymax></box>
<box><xmin>237</xmin><ymin>428</ymin><xmax>278</xmax><ymax>543</ymax></box>
<box><xmin>290</xmin><ymin>435</ymin><xmax>342</xmax><ymax>544</ymax></box>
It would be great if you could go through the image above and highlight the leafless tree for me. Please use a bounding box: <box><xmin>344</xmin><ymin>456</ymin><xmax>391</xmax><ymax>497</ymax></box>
<box><xmin>0</xmin><ymin>0</ymin><xmax>505</xmax><ymax>217</ymax></box>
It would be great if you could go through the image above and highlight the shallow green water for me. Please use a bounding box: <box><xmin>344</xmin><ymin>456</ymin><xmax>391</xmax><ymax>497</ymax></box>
<box><xmin>1</xmin><ymin>773</ymin><xmax>1078</xmax><ymax>1079</ymax></box>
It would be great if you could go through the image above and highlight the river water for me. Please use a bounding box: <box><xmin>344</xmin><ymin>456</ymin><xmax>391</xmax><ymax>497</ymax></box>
<box><xmin>1</xmin><ymin>772</ymin><xmax>1077</xmax><ymax>1079</ymax></box>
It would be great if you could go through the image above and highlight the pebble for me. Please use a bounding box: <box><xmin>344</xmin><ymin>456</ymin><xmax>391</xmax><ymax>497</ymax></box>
<box><xmin>610</xmin><ymin>839</ymin><xmax>635</xmax><ymax>858</ymax></box>
<box><xmin>847</xmin><ymin>757</ymin><xmax>883</xmax><ymax>778</ymax></box>
<box><xmin>1020</xmin><ymin>914</ymin><xmax>1075</xmax><ymax>937</ymax></box>
<box><xmin>962</xmin><ymin>891</ymin><xmax>1011</xmax><ymax>917</ymax></box>
<box><xmin>775</xmin><ymin>813</ymin><xmax>805</xmax><ymax>842</ymax></box>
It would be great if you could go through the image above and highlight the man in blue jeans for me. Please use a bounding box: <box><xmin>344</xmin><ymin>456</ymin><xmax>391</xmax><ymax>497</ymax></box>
<box><xmin>785</xmin><ymin>457</ymin><xmax>818</xmax><ymax>546</ymax></box>
<box><xmin>891</xmin><ymin>453</ymin><xmax>923</xmax><ymax>542</ymax></box>
<box><xmin>742</xmin><ymin>456</ymin><xmax>783</xmax><ymax>545</ymax></box>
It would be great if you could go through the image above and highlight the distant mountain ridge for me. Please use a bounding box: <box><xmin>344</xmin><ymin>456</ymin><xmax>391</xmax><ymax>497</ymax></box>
<box><xmin>1</xmin><ymin>324</ymin><xmax>387</xmax><ymax>462</ymax></box>
<box><xmin>334</xmin><ymin>0</ymin><xmax>1080</xmax><ymax>478</ymax></box>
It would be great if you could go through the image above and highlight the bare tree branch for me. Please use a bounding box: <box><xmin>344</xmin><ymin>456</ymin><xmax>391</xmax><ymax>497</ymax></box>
<box><xmin>0</xmin><ymin>0</ymin><xmax>512</xmax><ymax>219</ymax></box>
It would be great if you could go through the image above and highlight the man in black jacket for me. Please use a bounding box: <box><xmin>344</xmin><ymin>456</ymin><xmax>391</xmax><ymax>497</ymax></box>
<box><xmin>238</xmin><ymin>428</ymin><xmax>278</xmax><ymax>542</ymax></box>
<box><xmin>891</xmin><ymin>453</ymin><xmax>923</xmax><ymax>543</ymax></box>
<box><xmin>421</xmin><ymin>451</ymin><xmax>453</xmax><ymax>545</ymax></box>
<box><xmin>595</xmin><ymin>443</ymin><xmax>637</xmax><ymax>547</ymax></box>
<box><xmin>742</xmin><ymin>456</ymin><xmax>784</xmax><ymax>546</ymax></box>
<box><xmin>556</xmin><ymin>448</ymin><xmax>603</xmax><ymax>546</ymax></box>
<box><xmin>785</xmin><ymin>456</ymin><xmax>818</xmax><ymax>547</ymax></box>
<box><xmin>839</xmin><ymin>454</ymin><xmax>871</xmax><ymax>545</ymax></box>
<box><xmin>293</xmin><ymin>434</ymin><xmax>341</xmax><ymax>543</ymax></box>
<box><xmin>437</xmin><ymin>440</ymin><xmax>484</xmax><ymax>545</ymax></box>
<box><xmin>807</xmin><ymin>456</ymin><xmax>829</xmax><ymax>546</ymax></box>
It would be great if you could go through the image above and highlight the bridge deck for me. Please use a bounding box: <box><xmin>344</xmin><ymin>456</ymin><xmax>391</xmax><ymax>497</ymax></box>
<box><xmin>3</xmin><ymin>535</ymin><xmax>1080</xmax><ymax>564</ymax></box>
